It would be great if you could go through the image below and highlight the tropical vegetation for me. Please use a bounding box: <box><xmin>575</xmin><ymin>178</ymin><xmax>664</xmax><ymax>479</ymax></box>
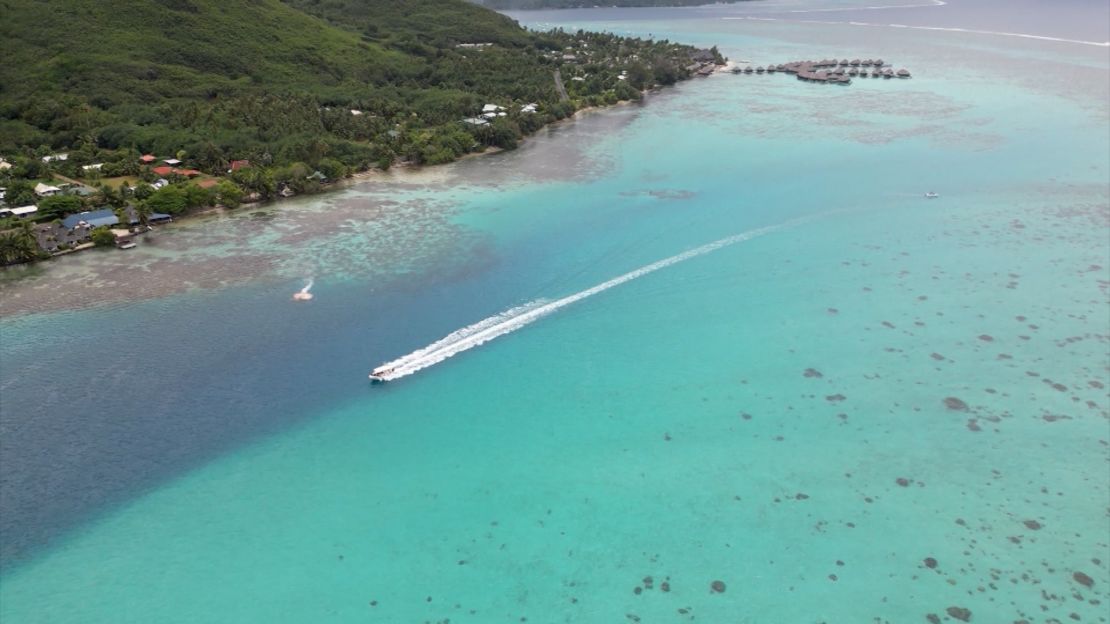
<box><xmin>0</xmin><ymin>0</ymin><xmax>723</xmax><ymax>265</ymax></box>
<box><xmin>0</xmin><ymin>0</ymin><xmax>718</xmax><ymax>172</ymax></box>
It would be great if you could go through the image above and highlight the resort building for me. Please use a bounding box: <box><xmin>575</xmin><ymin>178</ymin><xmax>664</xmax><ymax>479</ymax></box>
<box><xmin>34</xmin><ymin>183</ymin><xmax>61</xmax><ymax>197</ymax></box>
<box><xmin>0</xmin><ymin>205</ymin><xmax>38</xmax><ymax>219</ymax></box>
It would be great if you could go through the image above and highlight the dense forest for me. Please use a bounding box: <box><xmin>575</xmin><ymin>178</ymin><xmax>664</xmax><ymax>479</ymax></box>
<box><xmin>0</xmin><ymin>0</ymin><xmax>719</xmax><ymax>173</ymax></box>
<box><xmin>478</xmin><ymin>0</ymin><xmax>752</xmax><ymax>9</ymax></box>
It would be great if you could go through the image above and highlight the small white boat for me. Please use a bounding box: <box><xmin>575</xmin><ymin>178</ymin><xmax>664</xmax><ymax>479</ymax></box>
<box><xmin>292</xmin><ymin>279</ymin><xmax>314</xmax><ymax>301</ymax></box>
<box><xmin>924</xmin><ymin>191</ymin><xmax>939</xmax><ymax>199</ymax></box>
<box><xmin>369</xmin><ymin>365</ymin><xmax>394</xmax><ymax>383</ymax></box>
<box><xmin>117</xmin><ymin>241</ymin><xmax>136</xmax><ymax>249</ymax></box>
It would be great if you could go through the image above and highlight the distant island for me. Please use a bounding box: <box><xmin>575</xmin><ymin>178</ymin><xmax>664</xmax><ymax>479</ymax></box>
<box><xmin>477</xmin><ymin>0</ymin><xmax>754</xmax><ymax>9</ymax></box>
<box><xmin>0</xmin><ymin>0</ymin><xmax>723</xmax><ymax>266</ymax></box>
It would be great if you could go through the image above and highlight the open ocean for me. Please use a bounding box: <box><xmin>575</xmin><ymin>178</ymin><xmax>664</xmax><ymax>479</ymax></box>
<box><xmin>1</xmin><ymin>0</ymin><xmax>1107</xmax><ymax>621</ymax></box>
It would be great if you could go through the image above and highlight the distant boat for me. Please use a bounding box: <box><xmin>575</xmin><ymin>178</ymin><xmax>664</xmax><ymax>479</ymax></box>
<box><xmin>292</xmin><ymin>279</ymin><xmax>314</xmax><ymax>301</ymax></box>
<box><xmin>924</xmin><ymin>191</ymin><xmax>939</xmax><ymax>199</ymax></box>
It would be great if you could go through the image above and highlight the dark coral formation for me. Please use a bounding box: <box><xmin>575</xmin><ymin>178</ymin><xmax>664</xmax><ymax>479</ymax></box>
<box><xmin>944</xmin><ymin>397</ymin><xmax>969</xmax><ymax>411</ymax></box>
<box><xmin>946</xmin><ymin>606</ymin><xmax>972</xmax><ymax>621</ymax></box>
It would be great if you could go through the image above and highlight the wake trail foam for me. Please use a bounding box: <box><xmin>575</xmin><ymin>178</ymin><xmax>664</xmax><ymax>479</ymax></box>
<box><xmin>372</xmin><ymin>217</ymin><xmax>811</xmax><ymax>381</ymax></box>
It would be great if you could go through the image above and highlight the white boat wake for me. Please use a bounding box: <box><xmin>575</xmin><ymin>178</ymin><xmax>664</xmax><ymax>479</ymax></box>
<box><xmin>371</xmin><ymin>217</ymin><xmax>811</xmax><ymax>382</ymax></box>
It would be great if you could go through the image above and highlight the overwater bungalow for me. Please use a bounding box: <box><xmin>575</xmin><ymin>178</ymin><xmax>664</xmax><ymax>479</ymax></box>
<box><xmin>750</xmin><ymin>55</ymin><xmax>909</xmax><ymax>88</ymax></box>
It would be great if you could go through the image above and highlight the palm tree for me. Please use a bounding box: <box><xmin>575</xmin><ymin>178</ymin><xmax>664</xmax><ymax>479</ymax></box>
<box><xmin>0</xmin><ymin>233</ymin><xmax>20</xmax><ymax>265</ymax></box>
<box><xmin>0</xmin><ymin>227</ymin><xmax>40</xmax><ymax>265</ymax></box>
<box><xmin>133</xmin><ymin>202</ymin><xmax>153</xmax><ymax>227</ymax></box>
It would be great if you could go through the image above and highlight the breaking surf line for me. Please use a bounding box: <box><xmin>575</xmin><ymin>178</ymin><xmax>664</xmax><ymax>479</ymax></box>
<box><xmin>721</xmin><ymin>15</ymin><xmax>1109</xmax><ymax>47</ymax></box>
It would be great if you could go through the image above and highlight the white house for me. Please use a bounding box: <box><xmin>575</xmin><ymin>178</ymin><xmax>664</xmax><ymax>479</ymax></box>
<box><xmin>0</xmin><ymin>160</ymin><xmax>12</xmax><ymax>171</ymax></box>
<box><xmin>34</xmin><ymin>182</ymin><xmax>61</xmax><ymax>197</ymax></box>
<box><xmin>481</xmin><ymin>104</ymin><xmax>505</xmax><ymax>114</ymax></box>
<box><xmin>82</xmin><ymin>163</ymin><xmax>104</xmax><ymax>171</ymax></box>
<box><xmin>162</xmin><ymin>158</ymin><xmax>182</xmax><ymax>166</ymax></box>
<box><xmin>462</xmin><ymin>117</ymin><xmax>489</xmax><ymax>126</ymax></box>
<box><xmin>350</xmin><ymin>109</ymin><xmax>363</xmax><ymax>116</ymax></box>
<box><xmin>521</xmin><ymin>103</ymin><xmax>538</xmax><ymax>113</ymax></box>
<box><xmin>41</xmin><ymin>153</ymin><xmax>68</xmax><ymax>163</ymax></box>
<box><xmin>0</xmin><ymin>205</ymin><xmax>38</xmax><ymax>218</ymax></box>
<box><xmin>151</xmin><ymin>178</ymin><xmax>170</xmax><ymax>189</ymax></box>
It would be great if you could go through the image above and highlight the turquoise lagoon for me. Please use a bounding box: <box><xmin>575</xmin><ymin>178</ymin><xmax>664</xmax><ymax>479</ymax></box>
<box><xmin>1</xmin><ymin>1</ymin><xmax>1108</xmax><ymax>621</ymax></box>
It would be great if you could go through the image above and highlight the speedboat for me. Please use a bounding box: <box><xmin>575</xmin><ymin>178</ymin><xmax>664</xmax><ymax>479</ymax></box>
<box><xmin>369</xmin><ymin>365</ymin><xmax>394</xmax><ymax>383</ymax></box>
<box><xmin>924</xmin><ymin>191</ymin><xmax>939</xmax><ymax>199</ymax></box>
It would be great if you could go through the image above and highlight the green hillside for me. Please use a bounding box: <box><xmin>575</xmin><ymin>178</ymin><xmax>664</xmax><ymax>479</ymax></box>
<box><xmin>0</xmin><ymin>0</ymin><xmax>715</xmax><ymax>181</ymax></box>
<box><xmin>285</xmin><ymin>0</ymin><xmax>534</xmax><ymax>45</ymax></box>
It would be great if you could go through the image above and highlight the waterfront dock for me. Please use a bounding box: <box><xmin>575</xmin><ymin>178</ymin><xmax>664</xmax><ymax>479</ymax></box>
<box><xmin>731</xmin><ymin>58</ymin><xmax>911</xmax><ymax>86</ymax></box>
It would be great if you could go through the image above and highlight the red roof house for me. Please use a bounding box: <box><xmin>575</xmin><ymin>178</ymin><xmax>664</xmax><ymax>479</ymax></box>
<box><xmin>152</xmin><ymin>166</ymin><xmax>202</xmax><ymax>178</ymax></box>
<box><xmin>140</xmin><ymin>154</ymin><xmax>157</xmax><ymax>164</ymax></box>
<box><xmin>229</xmin><ymin>160</ymin><xmax>251</xmax><ymax>172</ymax></box>
<box><xmin>195</xmin><ymin>179</ymin><xmax>220</xmax><ymax>189</ymax></box>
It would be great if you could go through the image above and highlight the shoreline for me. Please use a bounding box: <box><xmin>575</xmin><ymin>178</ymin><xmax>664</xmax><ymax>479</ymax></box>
<box><xmin>0</xmin><ymin>82</ymin><xmax>692</xmax><ymax>317</ymax></box>
<box><xmin>143</xmin><ymin>75</ymin><xmax>711</xmax><ymax>221</ymax></box>
<box><xmin>0</xmin><ymin>70</ymin><xmax>719</xmax><ymax>317</ymax></box>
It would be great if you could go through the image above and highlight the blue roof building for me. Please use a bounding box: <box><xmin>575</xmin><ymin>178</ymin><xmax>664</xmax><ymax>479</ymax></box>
<box><xmin>62</xmin><ymin>209</ymin><xmax>118</xmax><ymax>229</ymax></box>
